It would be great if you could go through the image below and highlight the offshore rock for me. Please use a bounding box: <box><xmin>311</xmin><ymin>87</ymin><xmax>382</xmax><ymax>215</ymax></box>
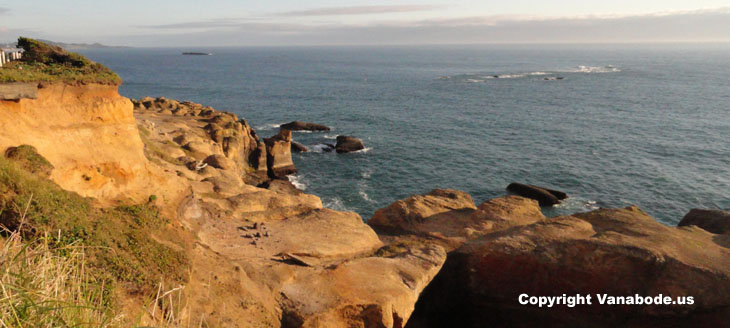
<box><xmin>264</xmin><ymin>128</ymin><xmax>297</xmax><ymax>178</ymax></box>
<box><xmin>280</xmin><ymin>120</ymin><xmax>331</xmax><ymax>132</ymax></box>
<box><xmin>679</xmin><ymin>209</ymin><xmax>730</xmax><ymax>235</ymax></box>
<box><xmin>335</xmin><ymin>135</ymin><xmax>365</xmax><ymax>153</ymax></box>
<box><xmin>506</xmin><ymin>182</ymin><xmax>566</xmax><ymax>206</ymax></box>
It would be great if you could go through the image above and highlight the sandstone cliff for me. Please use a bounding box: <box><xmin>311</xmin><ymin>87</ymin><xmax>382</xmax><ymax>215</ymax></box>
<box><xmin>0</xmin><ymin>83</ymin><xmax>186</xmax><ymax>207</ymax></box>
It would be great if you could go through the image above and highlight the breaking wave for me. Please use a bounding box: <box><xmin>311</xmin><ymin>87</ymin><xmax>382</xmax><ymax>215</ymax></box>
<box><xmin>287</xmin><ymin>174</ymin><xmax>307</xmax><ymax>191</ymax></box>
<box><xmin>440</xmin><ymin>66</ymin><xmax>620</xmax><ymax>83</ymax></box>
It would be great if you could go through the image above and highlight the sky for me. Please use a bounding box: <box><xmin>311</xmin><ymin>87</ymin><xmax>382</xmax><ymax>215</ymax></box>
<box><xmin>1</xmin><ymin>1</ymin><xmax>730</xmax><ymax>46</ymax></box>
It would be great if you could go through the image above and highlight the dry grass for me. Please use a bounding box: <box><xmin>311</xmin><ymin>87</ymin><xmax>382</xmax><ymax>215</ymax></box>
<box><xmin>0</xmin><ymin>197</ymin><xmax>121</xmax><ymax>327</ymax></box>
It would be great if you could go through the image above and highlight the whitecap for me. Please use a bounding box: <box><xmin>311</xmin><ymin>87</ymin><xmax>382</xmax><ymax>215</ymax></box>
<box><xmin>323</xmin><ymin>134</ymin><xmax>337</xmax><ymax>139</ymax></box>
<box><xmin>323</xmin><ymin>197</ymin><xmax>350</xmax><ymax>212</ymax></box>
<box><xmin>496</xmin><ymin>74</ymin><xmax>527</xmax><ymax>79</ymax></box>
<box><xmin>359</xmin><ymin>190</ymin><xmax>373</xmax><ymax>202</ymax></box>
<box><xmin>254</xmin><ymin>122</ymin><xmax>283</xmax><ymax>130</ymax></box>
<box><xmin>310</xmin><ymin>144</ymin><xmax>335</xmax><ymax>153</ymax></box>
<box><xmin>287</xmin><ymin>174</ymin><xmax>307</xmax><ymax>190</ymax></box>
<box><xmin>352</xmin><ymin>147</ymin><xmax>372</xmax><ymax>153</ymax></box>
<box><xmin>569</xmin><ymin>65</ymin><xmax>621</xmax><ymax>73</ymax></box>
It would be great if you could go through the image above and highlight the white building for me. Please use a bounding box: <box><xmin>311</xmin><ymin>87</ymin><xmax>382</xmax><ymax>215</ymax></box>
<box><xmin>0</xmin><ymin>48</ymin><xmax>24</xmax><ymax>68</ymax></box>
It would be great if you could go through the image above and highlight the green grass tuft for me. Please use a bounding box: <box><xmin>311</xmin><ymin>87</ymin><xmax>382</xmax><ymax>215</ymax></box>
<box><xmin>0</xmin><ymin>154</ymin><xmax>188</xmax><ymax>298</ymax></box>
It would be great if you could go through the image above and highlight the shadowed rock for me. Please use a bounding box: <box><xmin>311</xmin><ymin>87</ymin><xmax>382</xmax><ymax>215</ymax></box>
<box><xmin>506</xmin><ymin>183</ymin><xmax>566</xmax><ymax>206</ymax></box>
<box><xmin>291</xmin><ymin>141</ymin><xmax>308</xmax><ymax>153</ymax></box>
<box><xmin>280</xmin><ymin>121</ymin><xmax>330</xmax><ymax>131</ymax></box>
<box><xmin>264</xmin><ymin>128</ymin><xmax>297</xmax><ymax>178</ymax></box>
<box><xmin>679</xmin><ymin>209</ymin><xmax>730</xmax><ymax>235</ymax></box>
<box><xmin>407</xmin><ymin>205</ymin><xmax>730</xmax><ymax>328</ymax></box>
<box><xmin>335</xmin><ymin>135</ymin><xmax>365</xmax><ymax>153</ymax></box>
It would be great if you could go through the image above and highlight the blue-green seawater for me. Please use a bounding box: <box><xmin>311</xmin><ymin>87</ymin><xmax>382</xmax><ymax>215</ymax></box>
<box><xmin>80</xmin><ymin>44</ymin><xmax>730</xmax><ymax>225</ymax></box>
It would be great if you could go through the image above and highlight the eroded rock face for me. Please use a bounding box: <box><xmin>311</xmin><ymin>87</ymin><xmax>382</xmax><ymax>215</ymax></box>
<box><xmin>409</xmin><ymin>206</ymin><xmax>730</xmax><ymax>327</ymax></box>
<box><xmin>265</xmin><ymin>128</ymin><xmax>297</xmax><ymax>178</ymax></box>
<box><xmin>369</xmin><ymin>190</ymin><xmax>548</xmax><ymax>253</ymax></box>
<box><xmin>679</xmin><ymin>209</ymin><xmax>730</xmax><ymax>235</ymax></box>
<box><xmin>0</xmin><ymin>84</ymin><xmax>187</xmax><ymax>206</ymax></box>
<box><xmin>181</xmin><ymin>191</ymin><xmax>444</xmax><ymax>328</ymax></box>
<box><xmin>134</xmin><ymin>97</ymin><xmax>269</xmax><ymax>192</ymax></box>
<box><xmin>281</xmin><ymin>243</ymin><xmax>446</xmax><ymax>328</ymax></box>
<box><xmin>369</xmin><ymin>189</ymin><xmax>477</xmax><ymax>235</ymax></box>
<box><xmin>335</xmin><ymin>135</ymin><xmax>365</xmax><ymax>153</ymax></box>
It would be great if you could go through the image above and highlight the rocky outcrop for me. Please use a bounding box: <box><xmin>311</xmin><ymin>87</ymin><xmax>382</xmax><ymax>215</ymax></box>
<box><xmin>180</xmin><ymin>190</ymin><xmax>445</xmax><ymax>327</ymax></box>
<box><xmin>369</xmin><ymin>190</ymin><xmax>545</xmax><ymax>250</ymax></box>
<box><xmin>280</xmin><ymin>121</ymin><xmax>330</xmax><ymax>132</ymax></box>
<box><xmin>679</xmin><ymin>209</ymin><xmax>730</xmax><ymax>235</ymax></box>
<box><xmin>506</xmin><ymin>182</ymin><xmax>567</xmax><ymax>206</ymax></box>
<box><xmin>408</xmin><ymin>205</ymin><xmax>730</xmax><ymax>327</ymax></box>
<box><xmin>335</xmin><ymin>135</ymin><xmax>365</xmax><ymax>153</ymax></box>
<box><xmin>264</xmin><ymin>128</ymin><xmax>297</xmax><ymax>178</ymax></box>
<box><xmin>281</xmin><ymin>243</ymin><xmax>446</xmax><ymax>327</ymax></box>
<box><xmin>133</xmin><ymin>97</ymin><xmax>269</xmax><ymax>189</ymax></box>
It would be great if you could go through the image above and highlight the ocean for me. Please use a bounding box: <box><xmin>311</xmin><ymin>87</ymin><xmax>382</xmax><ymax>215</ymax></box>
<box><xmin>79</xmin><ymin>44</ymin><xmax>730</xmax><ymax>225</ymax></box>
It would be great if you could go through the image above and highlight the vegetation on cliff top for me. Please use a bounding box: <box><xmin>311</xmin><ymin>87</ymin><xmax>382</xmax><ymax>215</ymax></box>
<box><xmin>0</xmin><ymin>37</ymin><xmax>121</xmax><ymax>85</ymax></box>
<box><xmin>0</xmin><ymin>146</ymin><xmax>188</xmax><ymax>325</ymax></box>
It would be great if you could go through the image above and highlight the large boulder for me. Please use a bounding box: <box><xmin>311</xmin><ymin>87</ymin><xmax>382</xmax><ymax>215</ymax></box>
<box><xmin>335</xmin><ymin>135</ymin><xmax>365</xmax><ymax>153</ymax></box>
<box><xmin>408</xmin><ymin>206</ymin><xmax>730</xmax><ymax>327</ymax></box>
<box><xmin>369</xmin><ymin>191</ymin><xmax>544</xmax><ymax>250</ymax></box>
<box><xmin>202</xmin><ymin>154</ymin><xmax>235</xmax><ymax>171</ymax></box>
<box><xmin>506</xmin><ymin>182</ymin><xmax>566</xmax><ymax>206</ymax></box>
<box><xmin>264</xmin><ymin>128</ymin><xmax>297</xmax><ymax>178</ymax></box>
<box><xmin>679</xmin><ymin>209</ymin><xmax>730</xmax><ymax>235</ymax></box>
<box><xmin>281</xmin><ymin>243</ymin><xmax>446</xmax><ymax>328</ymax></box>
<box><xmin>369</xmin><ymin>189</ymin><xmax>477</xmax><ymax>235</ymax></box>
<box><xmin>280</xmin><ymin>121</ymin><xmax>330</xmax><ymax>132</ymax></box>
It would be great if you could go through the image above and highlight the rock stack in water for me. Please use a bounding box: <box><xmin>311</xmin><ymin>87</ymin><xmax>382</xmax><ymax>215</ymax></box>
<box><xmin>335</xmin><ymin>135</ymin><xmax>365</xmax><ymax>153</ymax></box>
<box><xmin>506</xmin><ymin>182</ymin><xmax>567</xmax><ymax>206</ymax></box>
<box><xmin>264</xmin><ymin>128</ymin><xmax>297</xmax><ymax>178</ymax></box>
<box><xmin>280</xmin><ymin>121</ymin><xmax>331</xmax><ymax>132</ymax></box>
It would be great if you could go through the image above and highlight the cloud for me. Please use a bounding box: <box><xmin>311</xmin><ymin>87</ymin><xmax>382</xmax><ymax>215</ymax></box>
<box><xmin>0</xmin><ymin>7</ymin><xmax>9</xmax><ymax>14</ymax></box>
<box><xmin>129</xmin><ymin>7</ymin><xmax>730</xmax><ymax>46</ymax></box>
<box><xmin>276</xmin><ymin>5</ymin><xmax>440</xmax><ymax>17</ymax></box>
<box><xmin>140</xmin><ymin>19</ymin><xmax>246</xmax><ymax>30</ymax></box>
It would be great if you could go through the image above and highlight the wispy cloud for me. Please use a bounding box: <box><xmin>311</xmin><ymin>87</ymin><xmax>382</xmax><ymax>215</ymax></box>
<box><xmin>414</xmin><ymin>6</ymin><xmax>730</xmax><ymax>27</ymax></box>
<box><xmin>276</xmin><ymin>5</ymin><xmax>440</xmax><ymax>17</ymax></box>
<box><xmin>0</xmin><ymin>7</ymin><xmax>9</xmax><ymax>15</ymax></box>
<box><xmin>140</xmin><ymin>19</ymin><xmax>246</xmax><ymax>30</ymax></box>
<box><xmin>130</xmin><ymin>7</ymin><xmax>730</xmax><ymax>46</ymax></box>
